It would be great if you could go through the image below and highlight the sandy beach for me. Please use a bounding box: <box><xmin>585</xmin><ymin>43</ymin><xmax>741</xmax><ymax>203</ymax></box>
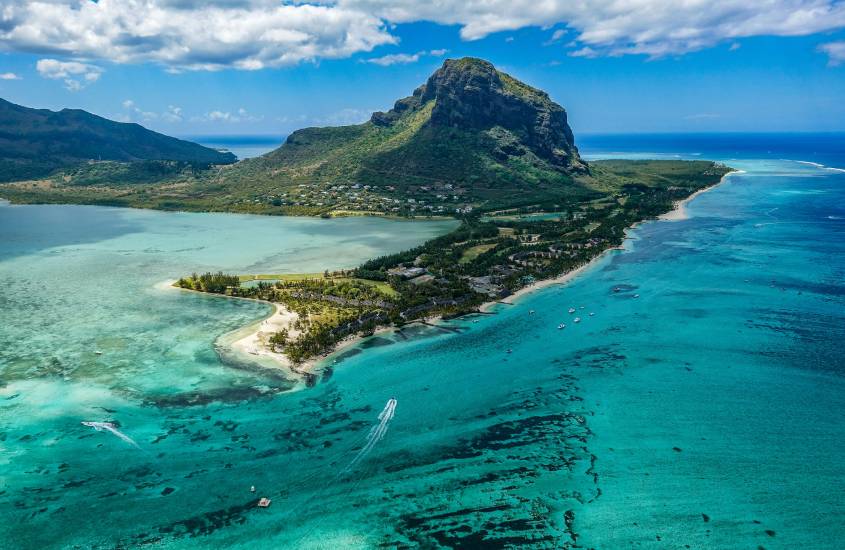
<box><xmin>659</xmin><ymin>169</ymin><xmax>743</xmax><ymax>221</ymax></box>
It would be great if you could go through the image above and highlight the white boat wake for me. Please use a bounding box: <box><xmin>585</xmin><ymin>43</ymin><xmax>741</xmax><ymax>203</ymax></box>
<box><xmin>81</xmin><ymin>421</ymin><xmax>141</xmax><ymax>449</ymax></box>
<box><xmin>342</xmin><ymin>398</ymin><xmax>397</xmax><ymax>474</ymax></box>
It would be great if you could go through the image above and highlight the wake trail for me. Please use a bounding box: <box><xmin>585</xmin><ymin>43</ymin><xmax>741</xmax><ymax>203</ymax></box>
<box><xmin>81</xmin><ymin>421</ymin><xmax>141</xmax><ymax>449</ymax></box>
<box><xmin>341</xmin><ymin>398</ymin><xmax>396</xmax><ymax>474</ymax></box>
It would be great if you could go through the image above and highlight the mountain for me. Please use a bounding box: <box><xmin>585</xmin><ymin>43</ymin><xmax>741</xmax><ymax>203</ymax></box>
<box><xmin>0</xmin><ymin>98</ymin><xmax>236</xmax><ymax>182</ymax></box>
<box><xmin>0</xmin><ymin>58</ymin><xmax>728</xmax><ymax>217</ymax></box>
<box><xmin>222</xmin><ymin>57</ymin><xmax>589</xmax><ymax>209</ymax></box>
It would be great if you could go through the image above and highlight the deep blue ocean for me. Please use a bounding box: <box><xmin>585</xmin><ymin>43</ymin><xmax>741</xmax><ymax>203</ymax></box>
<box><xmin>1</xmin><ymin>134</ymin><xmax>843</xmax><ymax>548</ymax></box>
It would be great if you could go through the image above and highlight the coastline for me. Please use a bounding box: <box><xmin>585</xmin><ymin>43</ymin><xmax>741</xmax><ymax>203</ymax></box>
<box><xmin>479</xmin><ymin>168</ymin><xmax>740</xmax><ymax>311</ymax></box>
<box><xmin>659</xmin><ymin>169</ymin><xmax>743</xmax><ymax>221</ymax></box>
<box><xmin>174</xmin><ymin>168</ymin><xmax>740</xmax><ymax>379</ymax></box>
<box><xmin>167</xmin><ymin>280</ymin><xmax>393</xmax><ymax>380</ymax></box>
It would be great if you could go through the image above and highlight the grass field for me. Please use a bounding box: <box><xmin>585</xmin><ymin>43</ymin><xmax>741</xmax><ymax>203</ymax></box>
<box><xmin>238</xmin><ymin>273</ymin><xmax>397</xmax><ymax>296</ymax></box>
<box><xmin>459</xmin><ymin>243</ymin><xmax>497</xmax><ymax>264</ymax></box>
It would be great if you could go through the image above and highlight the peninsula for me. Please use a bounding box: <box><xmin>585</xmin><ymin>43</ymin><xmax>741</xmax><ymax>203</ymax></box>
<box><xmin>164</xmin><ymin>58</ymin><xmax>733</xmax><ymax>373</ymax></box>
<box><xmin>0</xmin><ymin>58</ymin><xmax>731</xmax><ymax>373</ymax></box>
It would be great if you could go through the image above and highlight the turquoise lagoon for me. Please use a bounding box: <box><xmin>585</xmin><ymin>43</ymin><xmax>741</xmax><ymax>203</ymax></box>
<box><xmin>1</xmin><ymin>137</ymin><xmax>844</xmax><ymax>549</ymax></box>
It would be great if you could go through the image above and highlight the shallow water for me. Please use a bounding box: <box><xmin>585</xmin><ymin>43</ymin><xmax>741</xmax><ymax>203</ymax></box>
<box><xmin>1</xmin><ymin>138</ymin><xmax>844</xmax><ymax>548</ymax></box>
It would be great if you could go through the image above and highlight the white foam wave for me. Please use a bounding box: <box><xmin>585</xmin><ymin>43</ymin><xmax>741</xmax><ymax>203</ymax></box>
<box><xmin>342</xmin><ymin>398</ymin><xmax>396</xmax><ymax>473</ymax></box>
<box><xmin>82</xmin><ymin>421</ymin><xmax>141</xmax><ymax>449</ymax></box>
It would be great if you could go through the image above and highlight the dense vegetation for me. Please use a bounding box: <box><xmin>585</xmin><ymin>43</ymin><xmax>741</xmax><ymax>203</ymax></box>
<box><xmin>0</xmin><ymin>97</ymin><xmax>235</xmax><ymax>183</ymax></box>
<box><xmin>179</xmin><ymin>159</ymin><xmax>731</xmax><ymax>364</ymax></box>
<box><xmin>176</xmin><ymin>272</ymin><xmax>241</xmax><ymax>293</ymax></box>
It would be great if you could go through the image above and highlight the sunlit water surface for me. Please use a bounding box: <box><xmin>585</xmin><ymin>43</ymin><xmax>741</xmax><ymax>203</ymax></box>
<box><xmin>1</xmin><ymin>135</ymin><xmax>843</xmax><ymax>549</ymax></box>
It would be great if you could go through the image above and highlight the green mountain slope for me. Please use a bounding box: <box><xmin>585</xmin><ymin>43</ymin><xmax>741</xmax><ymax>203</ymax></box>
<box><xmin>0</xmin><ymin>58</ymin><xmax>729</xmax><ymax>217</ymax></box>
<box><xmin>0</xmin><ymin>98</ymin><xmax>236</xmax><ymax>182</ymax></box>
<box><xmin>221</xmin><ymin>57</ymin><xmax>590</xmax><ymax>208</ymax></box>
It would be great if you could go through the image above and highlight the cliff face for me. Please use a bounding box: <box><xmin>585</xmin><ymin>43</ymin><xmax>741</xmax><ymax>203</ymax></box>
<box><xmin>372</xmin><ymin>57</ymin><xmax>586</xmax><ymax>172</ymax></box>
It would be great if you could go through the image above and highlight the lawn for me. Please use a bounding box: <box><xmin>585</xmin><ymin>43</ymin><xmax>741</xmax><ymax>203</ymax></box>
<box><xmin>459</xmin><ymin>243</ymin><xmax>497</xmax><ymax>264</ymax></box>
<box><xmin>238</xmin><ymin>273</ymin><xmax>397</xmax><ymax>297</ymax></box>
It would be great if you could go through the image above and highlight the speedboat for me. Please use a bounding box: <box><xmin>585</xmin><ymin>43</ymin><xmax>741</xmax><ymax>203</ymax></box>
<box><xmin>633</xmin><ymin>294</ymin><xmax>640</xmax><ymax>298</ymax></box>
<box><xmin>558</xmin><ymin>323</ymin><xmax>565</xmax><ymax>329</ymax></box>
<box><xmin>589</xmin><ymin>312</ymin><xmax>595</xmax><ymax>316</ymax></box>
<box><xmin>573</xmin><ymin>317</ymin><xmax>581</xmax><ymax>323</ymax></box>
<box><xmin>568</xmin><ymin>307</ymin><xmax>576</xmax><ymax>314</ymax></box>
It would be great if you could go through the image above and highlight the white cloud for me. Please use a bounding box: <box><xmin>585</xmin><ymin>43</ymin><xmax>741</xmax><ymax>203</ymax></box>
<box><xmin>196</xmin><ymin>108</ymin><xmax>263</xmax><ymax>123</ymax></box>
<box><xmin>342</xmin><ymin>0</ymin><xmax>845</xmax><ymax>58</ymax></box>
<box><xmin>0</xmin><ymin>1</ymin><xmax>395</xmax><ymax>72</ymax></box>
<box><xmin>162</xmin><ymin>105</ymin><xmax>183</xmax><ymax>123</ymax></box>
<box><xmin>2</xmin><ymin>1</ymin><xmax>844</xmax><ymax>71</ymax></box>
<box><xmin>121</xmin><ymin>100</ymin><xmax>183</xmax><ymax>123</ymax></box>
<box><xmin>365</xmin><ymin>52</ymin><xmax>421</xmax><ymax>66</ymax></box>
<box><xmin>36</xmin><ymin>59</ymin><xmax>102</xmax><ymax>91</ymax></box>
<box><xmin>819</xmin><ymin>41</ymin><xmax>845</xmax><ymax>66</ymax></box>
<box><xmin>544</xmin><ymin>28</ymin><xmax>567</xmax><ymax>45</ymax></box>
<box><xmin>365</xmin><ymin>48</ymin><xmax>448</xmax><ymax>66</ymax></box>
<box><xmin>0</xmin><ymin>72</ymin><xmax>21</xmax><ymax>80</ymax></box>
<box><xmin>568</xmin><ymin>46</ymin><xmax>598</xmax><ymax>58</ymax></box>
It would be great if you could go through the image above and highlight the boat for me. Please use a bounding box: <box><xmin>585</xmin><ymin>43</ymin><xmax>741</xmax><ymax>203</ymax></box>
<box><xmin>589</xmin><ymin>312</ymin><xmax>595</xmax><ymax>316</ymax></box>
<box><xmin>633</xmin><ymin>294</ymin><xmax>640</xmax><ymax>298</ymax></box>
<box><xmin>558</xmin><ymin>323</ymin><xmax>565</xmax><ymax>329</ymax></box>
<box><xmin>94</xmin><ymin>351</ymin><xmax>103</xmax><ymax>355</ymax></box>
<box><xmin>613</xmin><ymin>287</ymin><xmax>621</xmax><ymax>292</ymax></box>
<box><xmin>573</xmin><ymin>317</ymin><xmax>581</xmax><ymax>323</ymax></box>
<box><xmin>506</xmin><ymin>349</ymin><xmax>512</xmax><ymax>354</ymax></box>
<box><xmin>568</xmin><ymin>307</ymin><xmax>576</xmax><ymax>314</ymax></box>
<box><xmin>529</xmin><ymin>310</ymin><xmax>535</xmax><ymax>315</ymax></box>
<box><xmin>257</xmin><ymin>497</ymin><xmax>272</xmax><ymax>508</ymax></box>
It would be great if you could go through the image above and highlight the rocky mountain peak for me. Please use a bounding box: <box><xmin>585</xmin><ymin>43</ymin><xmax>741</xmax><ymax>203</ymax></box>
<box><xmin>371</xmin><ymin>57</ymin><xmax>585</xmax><ymax>172</ymax></box>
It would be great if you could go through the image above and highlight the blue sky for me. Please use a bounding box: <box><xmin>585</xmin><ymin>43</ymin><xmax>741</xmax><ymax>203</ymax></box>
<box><xmin>1</xmin><ymin>1</ymin><xmax>844</xmax><ymax>137</ymax></box>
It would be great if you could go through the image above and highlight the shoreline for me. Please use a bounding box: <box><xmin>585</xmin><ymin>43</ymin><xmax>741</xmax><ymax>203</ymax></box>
<box><xmin>478</xmin><ymin>169</ymin><xmax>740</xmax><ymax>312</ymax></box>
<box><xmin>170</xmin><ymin>169</ymin><xmax>740</xmax><ymax>379</ymax></box>
<box><xmin>166</xmin><ymin>280</ymin><xmax>394</xmax><ymax>381</ymax></box>
<box><xmin>659</xmin><ymin>169</ymin><xmax>743</xmax><ymax>221</ymax></box>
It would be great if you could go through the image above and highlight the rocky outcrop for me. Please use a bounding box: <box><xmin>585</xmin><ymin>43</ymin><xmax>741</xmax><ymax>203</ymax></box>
<box><xmin>371</xmin><ymin>57</ymin><xmax>586</xmax><ymax>172</ymax></box>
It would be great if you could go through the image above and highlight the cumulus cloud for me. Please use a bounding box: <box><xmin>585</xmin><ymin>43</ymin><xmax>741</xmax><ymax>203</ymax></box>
<box><xmin>36</xmin><ymin>59</ymin><xmax>102</xmax><ymax>91</ymax></box>
<box><xmin>0</xmin><ymin>72</ymin><xmax>21</xmax><ymax>80</ymax></box>
<box><xmin>341</xmin><ymin>0</ymin><xmax>845</xmax><ymax>57</ymax></box>
<box><xmin>819</xmin><ymin>41</ymin><xmax>845</xmax><ymax>65</ymax></box>
<box><xmin>2</xmin><ymin>1</ymin><xmax>845</xmax><ymax>70</ymax></box>
<box><xmin>0</xmin><ymin>0</ymin><xmax>394</xmax><ymax>72</ymax></box>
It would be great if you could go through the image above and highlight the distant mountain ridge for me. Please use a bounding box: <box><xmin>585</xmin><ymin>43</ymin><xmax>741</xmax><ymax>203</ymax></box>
<box><xmin>0</xmin><ymin>98</ymin><xmax>236</xmax><ymax>182</ymax></box>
